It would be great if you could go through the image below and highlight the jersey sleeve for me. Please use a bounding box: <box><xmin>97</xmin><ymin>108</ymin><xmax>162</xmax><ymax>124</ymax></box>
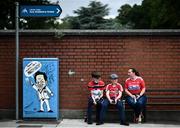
<box><xmin>106</xmin><ymin>84</ymin><xmax>110</xmax><ymax>91</ymax></box>
<box><xmin>124</xmin><ymin>80</ymin><xmax>128</xmax><ymax>89</ymax></box>
<box><xmin>87</xmin><ymin>82</ymin><xmax>93</xmax><ymax>91</ymax></box>
<box><xmin>99</xmin><ymin>81</ymin><xmax>106</xmax><ymax>90</ymax></box>
<box><xmin>117</xmin><ymin>84</ymin><xmax>123</xmax><ymax>92</ymax></box>
<box><xmin>140</xmin><ymin>77</ymin><xmax>145</xmax><ymax>89</ymax></box>
<box><xmin>119</xmin><ymin>84</ymin><xmax>123</xmax><ymax>92</ymax></box>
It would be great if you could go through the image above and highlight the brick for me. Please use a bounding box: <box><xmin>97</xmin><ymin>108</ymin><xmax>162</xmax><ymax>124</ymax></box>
<box><xmin>0</xmin><ymin>33</ymin><xmax>180</xmax><ymax>111</ymax></box>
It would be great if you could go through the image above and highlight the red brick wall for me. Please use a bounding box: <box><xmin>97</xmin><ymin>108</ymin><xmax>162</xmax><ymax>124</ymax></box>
<box><xmin>0</xmin><ymin>36</ymin><xmax>16</xmax><ymax>108</ymax></box>
<box><xmin>0</xmin><ymin>31</ymin><xmax>180</xmax><ymax>111</ymax></box>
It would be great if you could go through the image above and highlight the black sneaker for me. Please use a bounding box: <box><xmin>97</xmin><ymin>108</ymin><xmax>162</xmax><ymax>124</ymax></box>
<box><xmin>87</xmin><ymin>121</ymin><xmax>93</xmax><ymax>124</ymax></box>
<box><xmin>120</xmin><ymin>122</ymin><xmax>129</xmax><ymax>126</ymax></box>
<box><xmin>96</xmin><ymin>122</ymin><xmax>104</xmax><ymax>125</ymax></box>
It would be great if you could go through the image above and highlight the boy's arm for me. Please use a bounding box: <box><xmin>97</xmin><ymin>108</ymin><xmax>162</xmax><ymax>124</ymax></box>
<box><xmin>100</xmin><ymin>90</ymin><xmax>103</xmax><ymax>98</ymax></box>
<box><xmin>115</xmin><ymin>91</ymin><xmax>122</xmax><ymax>102</ymax></box>
<box><xmin>91</xmin><ymin>91</ymin><xmax>97</xmax><ymax>105</ymax></box>
<box><xmin>106</xmin><ymin>90</ymin><xmax>113</xmax><ymax>104</ymax></box>
<box><xmin>115</xmin><ymin>85</ymin><xmax>123</xmax><ymax>101</ymax></box>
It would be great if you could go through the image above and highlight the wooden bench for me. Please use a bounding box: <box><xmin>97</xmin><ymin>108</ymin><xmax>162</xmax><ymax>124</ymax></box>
<box><xmin>84</xmin><ymin>88</ymin><xmax>180</xmax><ymax>122</ymax></box>
<box><xmin>146</xmin><ymin>88</ymin><xmax>180</xmax><ymax>109</ymax></box>
<box><xmin>122</xmin><ymin>88</ymin><xmax>180</xmax><ymax>122</ymax></box>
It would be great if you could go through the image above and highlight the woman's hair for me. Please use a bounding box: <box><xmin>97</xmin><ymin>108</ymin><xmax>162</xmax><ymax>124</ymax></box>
<box><xmin>130</xmin><ymin>68</ymin><xmax>140</xmax><ymax>76</ymax></box>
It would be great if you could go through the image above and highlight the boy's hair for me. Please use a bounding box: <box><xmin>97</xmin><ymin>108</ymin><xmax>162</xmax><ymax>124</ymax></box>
<box><xmin>34</xmin><ymin>71</ymin><xmax>47</xmax><ymax>82</ymax></box>
<box><xmin>91</xmin><ymin>71</ymin><xmax>101</xmax><ymax>79</ymax></box>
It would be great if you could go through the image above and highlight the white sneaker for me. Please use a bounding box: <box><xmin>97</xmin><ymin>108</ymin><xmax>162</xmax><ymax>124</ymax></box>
<box><xmin>138</xmin><ymin>114</ymin><xmax>142</xmax><ymax>123</ymax></box>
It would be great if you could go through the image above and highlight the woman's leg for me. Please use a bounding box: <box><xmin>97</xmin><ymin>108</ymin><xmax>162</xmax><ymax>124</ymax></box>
<box><xmin>136</xmin><ymin>95</ymin><xmax>147</xmax><ymax>118</ymax></box>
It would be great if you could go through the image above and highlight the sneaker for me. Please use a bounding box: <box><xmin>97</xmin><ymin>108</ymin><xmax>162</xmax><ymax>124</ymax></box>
<box><xmin>84</xmin><ymin>117</ymin><xmax>87</xmax><ymax>122</ymax></box>
<box><xmin>96</xmin><ymin>122</ymin><xmax>104</xmax><ymax>125</ymax></box>
<box><xmin>134</xmin><ymin>118</ymin><xmax>139</xmax><ymax>123</ymax></box>
<box><xmin>87</xmin><ymin>121</ymin><xmax>93</xmax><ymax>124</ymax></box>
<box><xmin>138</xmin><ymin>114</ymin><xmax>142</xmax><ymax>123</ymax></box>
<box><xmin>140</xmin><ymin>112</ymin><xmax>145</xmax><ymax>122</ymax></box>
<box><xmin>120</xmin><ymin>122</ymin><xmax>129</xmax><ymax>126</ymax></box>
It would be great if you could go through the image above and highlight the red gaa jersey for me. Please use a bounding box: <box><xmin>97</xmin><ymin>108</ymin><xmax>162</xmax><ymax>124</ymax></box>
<box><xmin>87</xmin><ymin>80</ymin><xmax>105</xmax><ymax>91</ymax></box>
<box><xmin>125</xmin><ymin>77</ymin><xmax>145</xmax><ymax>94</ymax></box>
<box><xmin>106</xmin><ymin>83</ymin><xmax>123</xmax><ymax>98</ymax></box>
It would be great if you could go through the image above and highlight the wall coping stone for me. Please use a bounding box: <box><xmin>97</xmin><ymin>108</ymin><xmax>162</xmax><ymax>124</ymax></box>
<box><xmin>0</xmin><ymin>29</ymin><xmax>180</xmax><ymax>36</ymax></box>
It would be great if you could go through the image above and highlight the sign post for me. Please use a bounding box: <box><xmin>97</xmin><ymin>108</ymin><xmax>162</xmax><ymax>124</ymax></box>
<box><xmin>15</xmin><ymin>2</ymin><xmax>19</xmax><ymax>120</ymax></box>
<box><xmin>15</xmin><ymin>3</ymin><xmax>62</xmax><ymax>120</ymax></box>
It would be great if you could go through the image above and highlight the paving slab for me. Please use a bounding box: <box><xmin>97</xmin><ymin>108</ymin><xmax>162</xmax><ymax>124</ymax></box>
<box><xmin>0</xmin><ymin>119</ymin><xmax>180</xmax><ymax>128</ymax></box>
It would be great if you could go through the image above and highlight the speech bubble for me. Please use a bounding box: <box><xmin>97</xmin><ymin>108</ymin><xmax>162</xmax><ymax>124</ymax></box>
<box><xmin>24</xmin><ymin>61</ymin><xmax>42</xmax><ymax>77</ymax></box>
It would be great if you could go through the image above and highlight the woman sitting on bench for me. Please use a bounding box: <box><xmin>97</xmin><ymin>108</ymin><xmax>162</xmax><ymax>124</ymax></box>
<box><xmin>125</xmin><ymin>68</ymin><xmax>147</xmax><ymax>123</ymax></box>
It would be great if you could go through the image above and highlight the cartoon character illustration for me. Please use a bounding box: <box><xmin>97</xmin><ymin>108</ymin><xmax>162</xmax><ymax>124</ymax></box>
<box><xmin>30</xmin><ymin>71</ymin><xmax>53</xmax><ymax>112</ymax></box>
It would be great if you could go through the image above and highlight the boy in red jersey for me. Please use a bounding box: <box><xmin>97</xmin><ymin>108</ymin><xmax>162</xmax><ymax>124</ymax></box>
<box><xmin>86</xmin><ymin>71</ymin><xmax>106</xmax><ymax>125</ymax></box>
<box><xmin>125</xmin><ymin>68</ymin><xmax>147</xmax><ymax>123</ymax></box>
<box><xmin>100</xmin><ymin>74</ymin><xmax>129</xmax><ymax>126</ymax></box>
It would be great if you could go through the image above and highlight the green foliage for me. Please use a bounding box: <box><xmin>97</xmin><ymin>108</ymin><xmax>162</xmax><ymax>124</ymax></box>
<box><xmin>100</xmin><ymin>18</ymin><xmax>123</xmax><ymax>29</ymax></box>
<box><xmin>67</xmin><ymin>1</ymin><xmax>110</xmax><ymax>29</ymax></box>
<box><xmin>0</xmin><ymin>0</ymin><xmax>60</xmax><ymax>29</ymax></box>
<box><xmin>116</xmin><ymin>0</ymin><xmax>180</xmax><ymax>29</ymax></box>
<box><xmin>0</xmin><ymin>1</ymin><xmax>15</xmax><ymax>29</ymax></box>
<box><xmin>56</xmin><ymin>16</ymin><xmax>76</xmax><ymax>29</ymax></box>
<box><xmin>117</xmin><ymin>4</ymin><xmax>132</xmax><ymax>25</ymax></box>
<box><xmin>1</xmin><ymin>0</ymin><xmax>179</xmax><ymax>29</ymax></box>
<box><xmin>59</xmin><ymin>1</ymin><xmax>125</xmax><ymax>29</ymax></box>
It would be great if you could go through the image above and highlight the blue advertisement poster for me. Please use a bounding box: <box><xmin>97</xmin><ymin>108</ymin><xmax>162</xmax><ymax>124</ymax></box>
<box><xmin>23</xmin><ymin>58</ymin><xmax>59</xmax><ymax>119</ymax></box>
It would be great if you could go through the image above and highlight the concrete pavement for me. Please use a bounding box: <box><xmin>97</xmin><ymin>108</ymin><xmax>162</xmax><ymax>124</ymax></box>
<box><xmin>58</xmin><ymin>119</ymin><xmax>180</xmax><ymax>128</ymax></box>
<box><xmin>0</xmin><ymin>119</ymin><xmax>180</xmax><ymax>128</ymax></box>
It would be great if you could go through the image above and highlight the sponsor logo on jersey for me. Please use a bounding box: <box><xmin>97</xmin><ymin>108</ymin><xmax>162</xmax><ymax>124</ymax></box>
<box><xmin>128</xmin><ymin>85</ymin><xmax>140</xmax><ymax>90</ymax></box>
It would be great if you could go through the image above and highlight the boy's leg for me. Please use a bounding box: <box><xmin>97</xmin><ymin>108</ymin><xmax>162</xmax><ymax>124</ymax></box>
<box><xmin>116</xmin><ymin>100</ymin><xmax>125</xmax><ymax>122</ymax></box>
<box><xmin>96</xmin><ymin>102</ymin><xmax>101</xmax><ymax>123</ymax></box>
<box><xmin>116</xmin><ymin>100</ymin><xmax>129</xmax><ymax>126</ymax></box>
<box><xmin>87</xmin><ymin>96</ymin><xmax>94</xmax><ymax>124</ymax></box>
<box><xmin>97</xmin><ymin>98</ymin><xmax>109</xmax><ymax>124</ymax></box>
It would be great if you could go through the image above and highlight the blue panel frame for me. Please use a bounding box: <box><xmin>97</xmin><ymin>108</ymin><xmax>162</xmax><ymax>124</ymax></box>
<box><xmin>23</xmin><ymin>58</ymin><xmax>59</xmax><ymax>120</ymax></box>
